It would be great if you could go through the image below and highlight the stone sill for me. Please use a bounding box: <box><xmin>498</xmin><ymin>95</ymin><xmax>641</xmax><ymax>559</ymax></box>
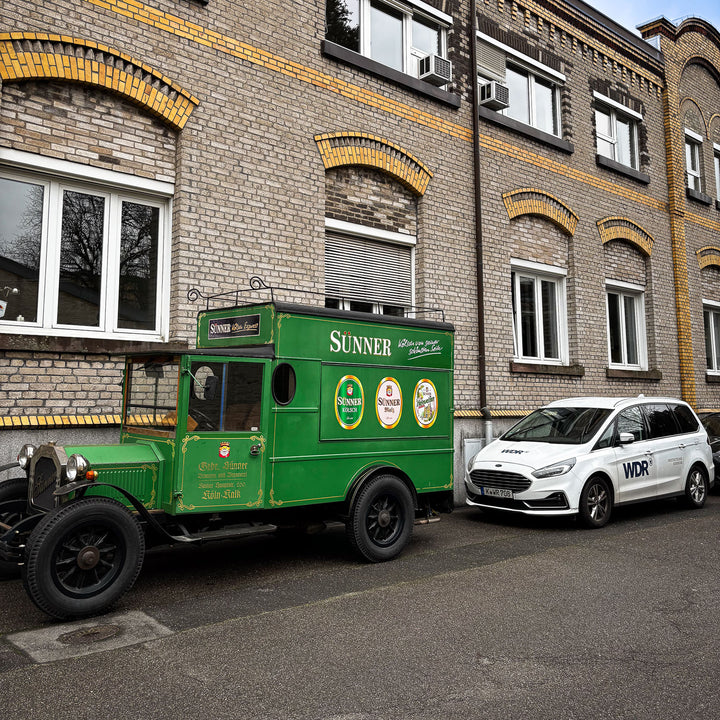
<box><xmin>686</xmin><ymin>187</ymin><xmax>713</xmax><ymax>205</ymax></box>
<box><xmin>510</xmin><ymin>361</ymin><xmax>584</xmax><ymax>377</ymax></box>
<box><xmin>478</xmin><ymin>107</ymin><xmax>574</xmax><ymax>154</ymax></box>
<box><xmin>0</xmin><ymin>334</ymin><xmax>188</xmax><ymax>356</ymax></box>
<box><xmin>596</xmin><ymin>154</ymin><xmax>650</xmax><ymax>184</ymax></box>
<box><xmin>606</xmin><ymin>368</ymin><xmax>662</xmax><ymax>381</ymax></box>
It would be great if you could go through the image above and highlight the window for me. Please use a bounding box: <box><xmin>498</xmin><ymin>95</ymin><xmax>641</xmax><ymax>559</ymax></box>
<box><xmin>511</xmin><ymin>261</ymin><xmax>567</xmax><ymax>364</ymax></box>
<box><xmin>477</xmin><ymin>33</ymin><xmax>564</xmax><ymax>138</ymax></box>
<box><xmin>704</xmin><ymin>303</ymin><xmax>720</xmax><ymax>374</ymax></box>
<box><xmin>325</xmin><ymin>219</ymin><xmax>414</xmax><ymax>316</ymax></box>
<box><xmin>0</xmin><ymin>151</ymin><xmax>171</xmax><ymax>341</ymax></box>
<box><xmin>326</xmin><ymin>0</ymin><xmax>450</xmax><ymax>80</ymax></box>
<box><xmin>685</xmin><ymin>130</ymin><xmax>703</xmax><ymax>192</ymax></box>
<box><xmin>594</xmin><ymin>95</ymin><xmax>640</xmax><ymax>170</ymax></box>
<box><xmin>714</xmin><ymin>146</ymin><xmax>720</xmax><ymax>202</ymax></box>
<box><xmin>606</xmin><ymin>282</ymin><xmax>646</xmax><ymax>370</ymax></box>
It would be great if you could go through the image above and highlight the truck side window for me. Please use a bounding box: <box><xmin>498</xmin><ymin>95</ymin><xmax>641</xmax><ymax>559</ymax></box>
<box><xmin>272</xmin><ymin>363</ymin><xmax>296</xmax><ymax>405</ymax></box>
<box><xmin>224</xmin><ymin>363</ymin><xmax>264</xmax><ymax>431</ymax></box>
<box><xmin>189</xmin><ymin>362</ymin><xmax>223</xmax><ymax>431</ymax></box>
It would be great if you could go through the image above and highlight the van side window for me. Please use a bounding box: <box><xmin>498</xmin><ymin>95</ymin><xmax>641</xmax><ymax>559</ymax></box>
<box><xmin>616</xmin><ymin>406</ymin><xmax>647</xmax><ymax>442</ymax></box>
<box><xmin>673</xmin><ymin>404</ymin><xmax>699</xmax><ymax>433</ymax></box>
<box><xmin>594</xmin><ymin>420</ymin><xmax>616</xmax><ymax>449</ymax></box>
<box><xmin>644</xmin><ymin>403</ymin><xmax>680</xmax><ymax>438</ymax></box>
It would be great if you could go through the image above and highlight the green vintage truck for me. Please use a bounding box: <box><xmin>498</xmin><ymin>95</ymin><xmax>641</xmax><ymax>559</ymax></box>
<box><xmin>0</xmin><ymin>280</ymin><xmax>455</xmax><ymax>619</ymax></box>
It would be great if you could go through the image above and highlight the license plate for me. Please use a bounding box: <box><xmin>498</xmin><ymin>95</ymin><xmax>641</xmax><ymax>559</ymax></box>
<box><xmin>481</xmin><ymin>487</ymin><xmax>513</xmax><ymax>499</ymax></box>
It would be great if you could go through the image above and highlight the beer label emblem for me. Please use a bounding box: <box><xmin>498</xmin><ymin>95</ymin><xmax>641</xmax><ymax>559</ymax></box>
<box><xmin>414</xmin><ymin>379</ymin><xmax>438</xmax><ymax>428</ymax></box>
<box><xmin>376</xmin><ymin>378</ymin><xmax>402</xmax><ymax>429</ymax></box>
<box><xmin>219</xmin><ymin>442</ymin><xmax>230</xmax><ymax>458</ymax></box>
<box><xmin>335</xmin><ymin>375</ymin><xmax>364</xmax><ymax>430</ymax></box>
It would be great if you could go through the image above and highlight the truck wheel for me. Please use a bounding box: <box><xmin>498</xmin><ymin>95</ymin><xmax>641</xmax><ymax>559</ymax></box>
<box><xmin>0</xmin><ymin>477</ymin><xmax>30</xmax><ymax>578</ymax></box>
<box><xmin>347</xmin><ymin>475</ymin><xmax>414</xmax><ymax>562</ymax></box>
<box><xmin>22</xmin><ymin>497</ymin><xmax>145</xmax><ymax>619</ymax></box>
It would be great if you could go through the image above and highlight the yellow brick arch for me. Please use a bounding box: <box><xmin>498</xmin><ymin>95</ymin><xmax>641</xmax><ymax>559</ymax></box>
<box><xmin>314</xmin><ymin>132</ymin><xmax>433</xmax><ymax>196</ymax></box>
<box><xmin>0</xmin><ymin>32</ymin><xmax>199</xmax><ymax>130</ymax></box>
<box><xmin>697</xmin><ymin>246</ymin><xmax>720</xmax><ymax>270</ymax></box>
<box><xmin>501</xmin><ymin>188</ymin><xmax>579</xmax><ymax>236</ymax></box>
<box><xmin>596</xmin><ymin>216</ymin><xmax>654</xmax><ymax>256</ymax></box>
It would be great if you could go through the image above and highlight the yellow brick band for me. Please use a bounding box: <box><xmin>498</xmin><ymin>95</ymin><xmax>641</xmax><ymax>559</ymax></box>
<box><xmin>596</xmin><ymin>216</ymin><xmax>654</xmax><ymax>256</ymax></box>
<box><xmin>0</xmin><ymin>414</ymin><xmax>122</xmax><ymax>429</ymax></box>
<box><xmin>502</xmin><ymin>188</ymin><xmax>579</xmax><ymax>236</ymax></box>
<box><xmin>0</xmin><ymin>33</ymin><xmax>199</xmax><ymax>130</ymax></box>
<box><xmin>314</xmin><ymin>133</ymin><xmax>433</xmax><ymax>196</ymax></box>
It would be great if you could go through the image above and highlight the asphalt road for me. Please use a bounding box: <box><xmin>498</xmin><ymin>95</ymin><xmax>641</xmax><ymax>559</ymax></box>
<box><xmin>1</xmin><ymin>496</ymin><xmax>719</xmax><ymax>720</ymax></box>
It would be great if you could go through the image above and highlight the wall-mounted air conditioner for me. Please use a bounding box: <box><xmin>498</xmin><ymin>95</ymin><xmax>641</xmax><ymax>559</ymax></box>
<box><xmin>419</xmin><ymin>54</ymin><xmax>452</xmax><ymax>86</ymax></box>
<box><xmin>479</xmin><ymin>81</ymin><xmax>510</xmax><ymax>110</ymax></box>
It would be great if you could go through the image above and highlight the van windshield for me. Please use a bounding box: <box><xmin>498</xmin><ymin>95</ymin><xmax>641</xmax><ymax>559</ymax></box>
<box><xmin>502</xmin><ymin>406</ymin><xmax>612</xmax><ymax>444</ymax></box>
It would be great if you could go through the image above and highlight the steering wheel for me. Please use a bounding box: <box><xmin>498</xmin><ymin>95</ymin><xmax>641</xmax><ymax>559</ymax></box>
<box><xmin>190</xmin><ymin>409</ymin><xmax>216</xmax><ymax>431</ymax></box>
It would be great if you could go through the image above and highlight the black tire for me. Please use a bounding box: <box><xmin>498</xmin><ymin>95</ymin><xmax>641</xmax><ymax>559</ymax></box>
<box><xmin>682</xmin><ymin>465</ymin><xmax>708</xmax><ymax>509</ymax></box>
<box><xmin>346</xmin><ymin>474</ymin><xmax>414</xmax><ymax>562</ymax></box>
<box><xmin>22</xmin><ymin>497</ymin><xmax>145</xmax><ymax>619</ymax></box>
<box><xmin>578</xmin><ymin>476</ymin><xmax>612</xmax><ymax>529</ymax></box>
<box><xmin>0</xmin><ymin>477</ymin><xmax>31</xmax><ymax>578</ymax></box>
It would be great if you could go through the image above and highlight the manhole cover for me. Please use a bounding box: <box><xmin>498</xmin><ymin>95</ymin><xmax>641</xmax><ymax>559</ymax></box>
<box><xmin>58</xmin><ymin>624</ymin><xmax>123</xmax><ymax>646</ymax></box>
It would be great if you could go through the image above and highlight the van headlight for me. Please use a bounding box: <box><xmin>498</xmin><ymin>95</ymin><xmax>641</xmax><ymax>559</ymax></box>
<box><xmin>17</xmin><ymin>444</ymin><xmax>36</xmax><ymax>469</ymax></box>
<box><xmin>66</xmin><ymin>454</ymin><xmax>89</xmax><ymax>481</ymax></box>
<box><xmin>532</xmin><ymin>458</ymin><xmax>576</xmax><ymax>479</ymax></box>
<box><xmin>467</xmin><ymin>454</ymin><xmax>477</xmax><ymax>473</ymax></box>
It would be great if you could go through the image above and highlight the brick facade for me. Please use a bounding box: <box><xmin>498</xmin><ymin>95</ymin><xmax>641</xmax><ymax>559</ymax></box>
<box><xmin>0</xmin><ymin>0</ymin><xmax>719</xmax><ymax>481</ymax></box>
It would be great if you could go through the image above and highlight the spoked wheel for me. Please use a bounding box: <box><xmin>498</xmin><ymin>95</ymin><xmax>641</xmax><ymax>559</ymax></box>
<box><xmin>0</xmin><ymin>477</ymin><xmax>31</xmax><ymax>578</ymax></box>
<box><xmin>347</xmin><ymin>474</ymin><xmax>414</xmax><ymax>562</ymax></box>
<box><xmin>682</xmin><ymin>465</ymin><xmax>708</xmax><ymax>509</ymax></box>
<box><xmin>578</xmin><ymin>476</ymin><xmax>612</xmax><ymax>529</ymax></box>
<box><xmin>23</xmin><ymin>497</ymin><xmax>145</xmax><ymax>619</ymax></box>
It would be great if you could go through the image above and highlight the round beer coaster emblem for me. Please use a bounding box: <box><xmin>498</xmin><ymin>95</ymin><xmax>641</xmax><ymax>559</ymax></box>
<box><xmin>335</xmin><ymin>375</ymin><xmax>364</xmax><ymax>430</ymax></box>
<box><xmin>413</xmin><ymin>379</ymin><xmax>438</xmax><ymax>428</ymax></box>
<box><xmin>376</xmin><ymin>378</ymin><xmax>402</xmax><ymax>429</ymax></box>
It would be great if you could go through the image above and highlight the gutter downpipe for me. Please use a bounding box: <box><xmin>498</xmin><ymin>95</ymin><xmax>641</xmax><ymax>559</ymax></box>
<box><xmin>470</xmin><ymin>0</ymin><xmax>489</xmax><ymax>426</ymax></box>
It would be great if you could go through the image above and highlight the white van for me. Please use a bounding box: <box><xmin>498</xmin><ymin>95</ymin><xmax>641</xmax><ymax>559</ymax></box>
<box><xmin>465</xmin><ymin>397</ymin><xmax>714</xmax><ymax>527</ymax></box>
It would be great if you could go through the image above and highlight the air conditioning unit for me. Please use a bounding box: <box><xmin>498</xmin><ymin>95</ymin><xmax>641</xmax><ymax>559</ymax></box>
<box><xmin>479</xmin><ymin>81</ymin><xmax>510</xmax><ymax>110</ymax></box>
<box><xmin>419</xmin><ymin>54</ymin><xmax>452</xmax><ymax>86</ymax></box>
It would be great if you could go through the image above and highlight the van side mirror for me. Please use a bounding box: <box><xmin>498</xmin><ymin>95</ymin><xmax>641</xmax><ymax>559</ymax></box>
<box><xmin>618</xmin><ymin>432</ymin><xmax>635</xmax><ymax>445</ymax></box>
<box><xmin>204</xmin><ymin>375</ymin><xmax>219</xmax><ymax>401</ymax></box>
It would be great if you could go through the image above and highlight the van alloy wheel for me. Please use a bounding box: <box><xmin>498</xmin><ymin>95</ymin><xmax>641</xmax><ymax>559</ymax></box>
<box><xmin>683</xmin><ymin>466</ymin><xmax>707</xmax><ymax>509</ymax></box>
<box><xmin>578</xmin><ymin>476</ymin><xmax>611</xmax><ymax>529</ymax></box>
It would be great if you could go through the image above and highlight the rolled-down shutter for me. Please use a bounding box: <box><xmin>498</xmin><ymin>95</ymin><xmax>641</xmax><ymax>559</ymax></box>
<box><xmin>325</xmin><ymin>232</ymin><xmax>413</xmax><ymax>307</ymax></box>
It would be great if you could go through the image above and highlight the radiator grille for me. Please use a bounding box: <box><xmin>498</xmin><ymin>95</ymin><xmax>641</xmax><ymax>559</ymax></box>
<box><xmin>469</xmin><ymin>469</ymin><xmax>532</xmax><ymax>492</ymax></box>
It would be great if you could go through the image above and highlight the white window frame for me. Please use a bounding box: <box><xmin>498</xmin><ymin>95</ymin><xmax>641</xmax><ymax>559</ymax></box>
<box><xmin>605</xmin><ymin>280</ymin><xmax>647</xmax><ymax>371</ymax></box>
<box><xmin>713</xmin><ymin>143</ymin><xmax>720</xmax><ymax>202</ymax></box>
<box><xmin>511</xmin><ymin>259</ymin><xmax>568</xmax><ymax>365</ymax></box>
<box><xmin>477</xmin><ymin>31</ymin><xmax>564</xmax><ymax>138</ymax></box>
<box><xmin>353</xmin><ymin>0</ymin><xmax>450</xmax><ymax>76</ymax></box>
<box><xmin>593</xmin><ymin>92</ymin><xmax>641</xmax><ymax>170</ymax></box>
<box><xmin>685</xmin><ymin>129</ymin><xmax>703</xmax><ymax>192</ymax></box>
<box><xmin>704</xmin><ymin>300</ymin><xmax>720</xmax><ymax>374</ymax></box>
<box><xmin>324</xmin><ymin>217</ymin><xmax>416</xmax><ymax>316</ymax></box>
<box><xmin>0</xmin><ymin>148</ymin><xmax>172</xmax><ymax>341</ymax></box>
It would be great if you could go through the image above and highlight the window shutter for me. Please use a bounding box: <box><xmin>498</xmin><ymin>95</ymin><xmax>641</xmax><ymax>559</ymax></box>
<box><xmin>325</xmin><ymin>232</ymin><xmax>413</xmax><ymax>307</ymax></box>
<box><xmin>477</xmin><ymin>40</ymin><xmax>506</xmax><ymax>81</ymax></box>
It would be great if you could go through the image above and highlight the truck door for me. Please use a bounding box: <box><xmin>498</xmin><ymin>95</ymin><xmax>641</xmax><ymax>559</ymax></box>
<box><xmin>176</xmin><ymin>357</ymin><xmax>269</xmax><ymax>512</ymax></box>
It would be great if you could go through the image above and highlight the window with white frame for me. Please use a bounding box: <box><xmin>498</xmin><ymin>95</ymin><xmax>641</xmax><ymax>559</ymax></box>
<box><xmin>594</xmin><ymin>93</ymin><xmax>641</xmax><ymax>170</ymax></box>
<box><xmin>704</xmin><ymin>302</ymin><xmax>720</xmax><ymax>373</ymax></box>
<box><xmin>324</xmin><ymin>219</ymin><xmax>414</xmax><ymax>316</ymax></box>
<box><xmin>606</xmin><ymin>282</ymin><xmax>647</xmax><ymax>370</ymax></box>
<box><xmin>685</xmin><ymin>129</ymin><xmax>703</xmax><ymax>192</ymax></box>
<box><xmin>0</xmin><ymin>150</ymin><xmax>172</xmax><ymax>341</ymax></box>
<box><xmin>511</xmin><ymin>261</ymin><xmax>568</xmax><ymax>364</ymax></box>
<box><xmin>477</xmin><ymin>33</ymin><xmax>563</xmax><ymax>138</ymax></box>
<box><xmin>714</xmin><ymin>145</ymin><xmax>720</xmax><ymax>202</ymax></box>
<box><xmin>325</xmin><ymin>0</ymin><xmax>450</xmax><ymax>80</ymax></box>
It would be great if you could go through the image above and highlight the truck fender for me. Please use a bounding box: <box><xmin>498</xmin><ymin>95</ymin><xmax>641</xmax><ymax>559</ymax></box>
<box><xmin>344</xmin><ymin>466</ymin><xmax>417</xmax><ymax>517</ymax></box>
<box><xmin>54</xmin><ymin>481</ymin><xmax>196</xmax><ymax>546</ymax></box>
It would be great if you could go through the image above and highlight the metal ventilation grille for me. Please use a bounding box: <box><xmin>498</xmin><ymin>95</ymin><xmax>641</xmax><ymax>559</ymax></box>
<box><xmin>325</xmin><ymin>232</ymin><xmax>413</xmax><ymax>307</ymax></box>
<box><xmin>469</xmin><ymin>469</ymin><xmax>531</xmax><ymax>492</ymax></box>
<box><xmin>477</xmin><ymin>40</ymin><xmax>506</xmax><ymax>81</ymax></box>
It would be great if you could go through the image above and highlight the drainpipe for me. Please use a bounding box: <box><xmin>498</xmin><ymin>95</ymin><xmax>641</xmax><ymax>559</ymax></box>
<box><xmin>470</xmin><ymin>0</ymin><xmax>488</xmax><ymax>414</ymax></box>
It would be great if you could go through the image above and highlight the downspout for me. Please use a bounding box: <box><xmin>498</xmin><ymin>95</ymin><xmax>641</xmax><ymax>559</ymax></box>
<box><xmin>470</xmin><ymin>0</ymin><xmax>488</xmax><ymax>415</ymax></box>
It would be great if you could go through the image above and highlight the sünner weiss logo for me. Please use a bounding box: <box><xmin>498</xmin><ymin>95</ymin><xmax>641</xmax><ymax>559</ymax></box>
<box><xmin>330</xmin><ymin>330</ymin><xmax>391</xmax><ymax>357</ymax></box>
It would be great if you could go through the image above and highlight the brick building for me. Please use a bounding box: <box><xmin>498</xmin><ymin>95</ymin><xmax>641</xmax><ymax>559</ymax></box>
<box><xmin>0</xmin><ymin>1</ymin><xmax>719</xmax><ymax>494</ymax></box>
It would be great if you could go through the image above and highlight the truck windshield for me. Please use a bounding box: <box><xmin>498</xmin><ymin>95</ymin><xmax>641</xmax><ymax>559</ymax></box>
<box><xmin>501</xmin><ymin>406</ymin><xmax>612</xmax><ymax>444</ymax></box>
<box><xmin>124</xmin><ymin>357</ymin><xmax>180</xmax><ymax>433</ymax></box>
